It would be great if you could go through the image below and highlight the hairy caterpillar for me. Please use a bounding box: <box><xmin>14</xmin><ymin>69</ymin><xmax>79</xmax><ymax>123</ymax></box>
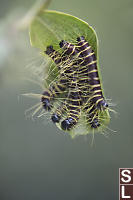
<box><xmin>77</xmin><ymin>36</ymin><xmax>108</xmax><ymax>108</ymax></box>
<box><xmin>75</xmin><ymin>36</ymin><xmax>110</xmax><ymax>130</ymax></box>
<box><xmin>42</xmin><ymin>40</ymin><xmax>82</xmax><ymax>130</ymax></box>
<box><xmin>42</xmin><ymin>36</ymin><xmax>111</xmax><ymax>133</ymax></box>
<box><xmin>25</xmin><ymin>35</ymin><xmax>112</xmax><ymax>137</ymax></box>
<box><xmin>41</xmin><ymin>44</ymin><xmax>75</xmax><ymax>112</ymax></box>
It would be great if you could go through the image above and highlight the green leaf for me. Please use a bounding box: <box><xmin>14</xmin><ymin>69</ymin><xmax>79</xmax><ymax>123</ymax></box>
<box><xmin>29</xmin><ymin>10</ymin><xmax>110</xmax><ymax>137</ymax></box>
<box><xmin>30</xmin><ymin>10</ymin><xmax>98</xmax><ymax>55</ymax></box>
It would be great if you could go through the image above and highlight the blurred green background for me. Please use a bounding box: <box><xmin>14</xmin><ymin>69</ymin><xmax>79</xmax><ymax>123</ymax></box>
<box><xmin>0</xmin><ymin>0</ymin><xmax>133</xmax><ymax>199</ymax></box>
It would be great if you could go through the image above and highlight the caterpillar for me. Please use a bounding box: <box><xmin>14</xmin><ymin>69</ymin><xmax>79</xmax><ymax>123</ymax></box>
<box><xmin>76</xmin><ymin>36</ymin><xmax>108</xmax><ymax>109</ymax></box>
<box><xmin>75</xmin><ymin>36</ymin><xmax>110</xmax><ymax>130</ymax></box>
<box><xmin>52</xmin><ymin>37</ymin><xmax>109</xmax><ymax>130</ymax></box>
<box><xmin>41</xmin><ymin>44</ymin><xmax>75</xmax><ymax>112</ymax></box>
<box><xmin>39</xmin><ymin>36</ymin><xmax>111</xmax><ymax>134</ymax></box>
<box><xmin>42</xmin><ymin>40</ymin><xmax>82</xmax><ymax>130</ymax></box>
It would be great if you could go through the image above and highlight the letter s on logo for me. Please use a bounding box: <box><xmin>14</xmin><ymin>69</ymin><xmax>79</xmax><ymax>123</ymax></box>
<box><xmin>121</xmin><ymin>170</ymin><xmax>131</xmax><ymax>183</ymax></box>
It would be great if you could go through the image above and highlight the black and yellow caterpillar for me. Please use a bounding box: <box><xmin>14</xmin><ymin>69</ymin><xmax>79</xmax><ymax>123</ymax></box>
<box><xmin>41</xmin><ymin>36</ymin><xmax>110</xmax><ymax>132</ymax></box>
<box><xmin>42</xmin><ymin>40</ymin><xmax>82</xmax><ymax>130</ymax></box>
<box><xmin>76</xmin><ymin>36</ymin><xmax>109</xmax><ymax>129</ymax></box>
<box><xmin>41</xmin><ymin>45</ymin><xmax>68</xmax><ymax>111</ymax></box>
<box><xmin>77</xmin><ymin>36</ymin><xmax>108</xmax><ymax>109</ymax></box>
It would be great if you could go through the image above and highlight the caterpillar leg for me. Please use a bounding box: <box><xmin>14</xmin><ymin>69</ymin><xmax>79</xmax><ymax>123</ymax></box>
<box><xmin>41</xmin><ymin>90</ymin><xmax>52</xmax><ymax>111</ymax></box>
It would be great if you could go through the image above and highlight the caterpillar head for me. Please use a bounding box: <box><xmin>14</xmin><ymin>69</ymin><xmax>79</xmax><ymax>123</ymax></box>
<box><xmin>77</xmin><ymin>36</ymin><xmax>85</xmax><ymax>42</ymax></box>
<box><xmin>59</xmin><ymin>40</ymin><xmax>70</xmax><ymax>49</ymax></box>
<box><xmin>51</xmin><ymin>113</ymin><xmax>61</xmax><ymax>123</ymax></box>
<box><xmin>99</xmin><ymin>100</ymin><xmax>108</xmax><ymax>110</ymax></box>
<box><xmin>41</xmin><ymin>91</ymin><xmax>52</xmax><ymax>111</ymax></box>
<box><xmin>45</xmin><ymin>45</ymin><xmax>54</xmax><ymax>55</ymax></box>
<box><xmin>61</xmin><ymin>118</ymin><xmax>76</xmax><ymax>130</ymax></box>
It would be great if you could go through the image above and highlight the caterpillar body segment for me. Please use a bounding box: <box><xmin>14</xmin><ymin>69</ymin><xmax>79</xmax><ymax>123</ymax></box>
<box><xmin>77</xmin><ymin>36</ymin><xmax>96</xmax><ymax>65</ymax></box>
<box><xmin>41</xmin><ymin>41</ymin><xmax>80</xmax><ymax>124</ymax></box>
<box><xmin>45</xmin><ymin>45</ymin><xmax>62</xmax><ymax>67</ymax></box>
